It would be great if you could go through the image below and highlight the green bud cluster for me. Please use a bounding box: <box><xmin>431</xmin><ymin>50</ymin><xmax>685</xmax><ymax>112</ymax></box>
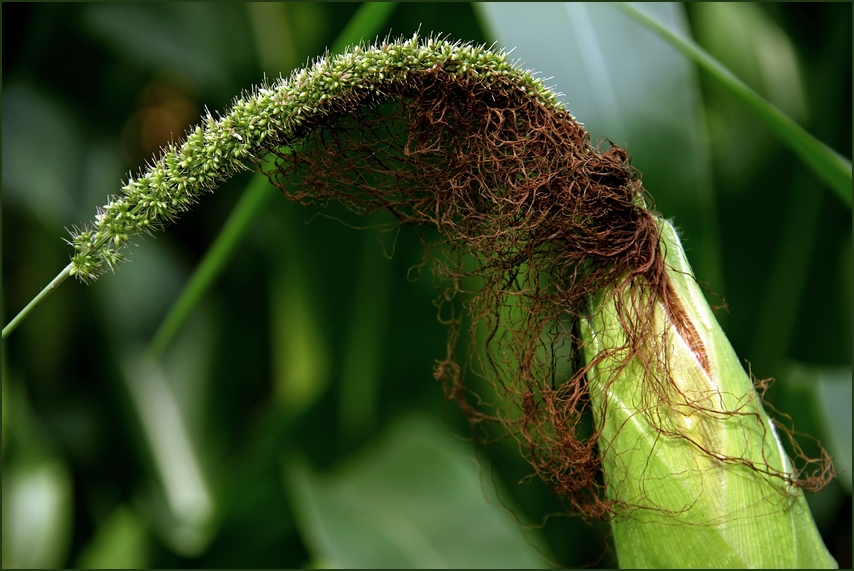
<box><xmin>68</xmin><ymin>34</ymin><xmax>566</xmax><ymax>282</ymax></box>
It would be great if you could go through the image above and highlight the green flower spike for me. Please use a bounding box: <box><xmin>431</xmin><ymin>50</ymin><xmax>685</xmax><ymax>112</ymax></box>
<box><xmin>66</xmin><ymin>35</ymin><xmax>561</xmax><ymax>283</ymax></box>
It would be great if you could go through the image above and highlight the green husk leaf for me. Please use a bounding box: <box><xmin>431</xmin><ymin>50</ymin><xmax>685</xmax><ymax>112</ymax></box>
<box><xmin>584</xmin><ymin>218</ymin><xmax>836</xmax><ymax>568</ymax></box>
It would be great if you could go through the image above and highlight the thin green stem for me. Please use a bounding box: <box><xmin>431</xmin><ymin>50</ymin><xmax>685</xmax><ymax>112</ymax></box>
<box><xmin>2</xmin><ymin>191</ymin><xmax>155</xmax><ymax>339</ymax></box>
<box><xmin>145</xmin><ymin>172</ymin><xmax>278</xmax><ymax>360</ymax></box>
<box><xmin>2</xmin><ymin>264</ymin><xmax>73</xmax><ymax>340</ymax></box>
<box><xmin>612</xmin><ymin>1</ymin><xmax>852</xmax><ymax>207</ymax></box>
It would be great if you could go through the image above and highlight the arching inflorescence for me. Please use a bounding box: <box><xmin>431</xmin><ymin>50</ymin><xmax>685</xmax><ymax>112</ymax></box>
<box><xmin>68</xmin><ymin>35</ymin><xmax>564</xmax><ymax>281</ymax></box>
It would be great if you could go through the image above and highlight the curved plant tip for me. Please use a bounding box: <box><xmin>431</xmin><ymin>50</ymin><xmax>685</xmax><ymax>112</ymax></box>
<box><xmin>4</xmin><ymin>35</ymin><xmax>837</xmax><ymax>567</ymax></box>
<box><xmin>62</xmin><ymin>35</ymin><xmax>564</xmax><ymax>283</ymax></box>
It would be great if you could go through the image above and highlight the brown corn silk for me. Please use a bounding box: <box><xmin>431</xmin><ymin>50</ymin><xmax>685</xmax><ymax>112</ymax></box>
<box><xmin>263</xmin><ymin>67</ymin><xmax>830</xmax><ymax>519</ymax></box>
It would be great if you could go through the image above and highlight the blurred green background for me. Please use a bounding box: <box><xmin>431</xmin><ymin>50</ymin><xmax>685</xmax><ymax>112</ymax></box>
<box><xmin>2</xmin><ymin>3</ymin><xmax>850</xmax><ymax>568</ymax></box>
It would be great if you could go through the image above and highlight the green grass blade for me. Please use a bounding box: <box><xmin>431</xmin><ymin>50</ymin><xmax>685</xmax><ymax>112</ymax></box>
<box><xmin>612</xmin><ymin>2</ymin><xmax>852</xmax><ymax>207</ymax></box>
<box><xmin>330</xmin><ymin>2</ymin><xmax>398</xmax><ymax>54</ymax></box>
<box><xmin>146</xmin><ymin>173</ymin><xmax>277</xmax><ymax>359</ymax></box>
<box><xmin>145</xmin><ymin>2</ymin><xmax>398</xmax><ymax>358</ymax></box>
<box><xmin>338</xmin><ymin>230</ymin><xmax>392</xmax><ymax>444</ymax></box>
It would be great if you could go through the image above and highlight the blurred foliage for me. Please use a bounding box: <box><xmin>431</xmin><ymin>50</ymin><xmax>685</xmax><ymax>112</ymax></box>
<box><xmin>2</xmin><ymin>2</ymin><xmax>850</xmax><ymax>568</ymax></box>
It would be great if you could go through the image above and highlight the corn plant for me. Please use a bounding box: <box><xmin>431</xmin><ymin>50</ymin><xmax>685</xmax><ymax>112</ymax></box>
<box><xmin>2</xmin><ymin>3</ymin><xmax>849</xmax><ymax>568</ymax></box>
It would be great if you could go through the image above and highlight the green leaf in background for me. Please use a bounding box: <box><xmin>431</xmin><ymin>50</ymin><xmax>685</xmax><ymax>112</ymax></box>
<box><xmin>74</xmin><ymin>505</ymin><xmax>149</xmax><ymax>569</ymax></box>
<box><xmin>146</xmin><ymin>171</ymin><xmax>278</xmax><ymax>360</ymax></box>
<box><xmin>1</xmin><ymin>458</ymin><xmax>74</xmax><ymax>569</ymax></box>
<box><xmin>119</xmin><ymin>354</ymin><xmax>216</xmax><ymax>557</ymax></box>
<box><xmin>817</xmin><ymin>373</ymin><xmax>852</xmax><ymax>493</ymax></box>
<box><xmin>91</xmin><ymin>227</ymin><xmax>218</xmax><ymax>557</ymax></box>
<box><xmin>613</xmin><ymin>2</ymin><xmax>852</xmax><ymax>206</ymax></box>
<box><xmin>282</xmin><ymin>415</ymin><xmax>554</xmax><ymax>569</ymax></box>
<box><xmin>1</xmin><ymin>380</ymin><xmax>74</xmax><ymax>569</ymax></box>
<box><xmin>330</xmin><ymin>2</ymin><xmax>398</xmax><ymax>54</ymax></box>
<box><xmin>786</xmin><ymin>363</ymin><xmax>853</xmax><ymax>495</ymax></box>
<box><xmin>338</xmin><ymin>227</ymin><xmax>393</xmax><ymax>445</ymax></box>
<box><xmin>1</xmin><ymin>83</ymin><xmax>84</xmax><ymax>228</ymax></box>
<box><xmin>690</xmin><ymin>2</ymin><xmax>808</xmax><ymax>184</ymax></box>
<box><xmin>82</xmin><ymin>3</ymin><xmax>256</xmax><ymax>99</ymax></box>
<box><xmin>267</xmin><ymin>211</ymin><xmax>332</xmax><ymax>414</ymax></box>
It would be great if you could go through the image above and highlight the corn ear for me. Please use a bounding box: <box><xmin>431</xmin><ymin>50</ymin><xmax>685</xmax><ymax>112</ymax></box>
<box><xmin>583</xmin><ymin>218</ymin><xmax>836</xmax><ymax>568</ymax></box>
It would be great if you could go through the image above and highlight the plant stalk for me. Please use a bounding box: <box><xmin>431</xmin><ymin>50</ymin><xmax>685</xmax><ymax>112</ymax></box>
<box><xmin>2</xmin><ymin>264</ymin><xmax>73</xmax><ymax>340</ymax></box>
